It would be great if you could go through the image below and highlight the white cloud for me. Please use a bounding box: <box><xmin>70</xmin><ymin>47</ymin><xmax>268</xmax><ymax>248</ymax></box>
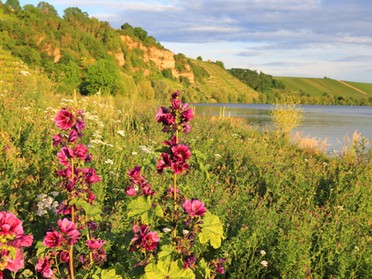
<box><xmin>18</xmin><ymin>0</ymin><xmax>372</xmax><ymax>82</ymax></box>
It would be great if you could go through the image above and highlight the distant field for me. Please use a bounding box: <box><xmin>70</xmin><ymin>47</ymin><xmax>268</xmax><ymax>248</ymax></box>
<box><xmin>344</xmin><ymin>81</ymin><xmax>372</xmax><ymax>95</ymax></box>
<box><xmin>275</xmin><ymin>77</ymin><xmax>372</xmax><ymax>99</ymax></box>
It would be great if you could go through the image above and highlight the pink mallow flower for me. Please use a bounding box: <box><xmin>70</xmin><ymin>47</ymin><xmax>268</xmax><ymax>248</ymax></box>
<box><xmin>86</xmin><ymin>239</ymin><xmax>106</xmax><ymax>250</ymax></box>
<box><xmin>74</xmin><ymin>144</ymin><xmax>88</xmax><ymax>160</ymax></box>
<box><xmin>57</xmin><ymin>147</ymin><xmax>74</xmax><ymax>166</ymax></box>
<box><xmin>82</xmin><ymin>168</ymin><xmax>101</xmax><ymax>184</ymax></box>
<box><xmin>36</xmin><ymin>256</ymin><xmax>53</xmax><ymax>278</ymax></box>
<box><xmin>0</xmin><ymin>212</ymin><xmax>33</xmax><ymax>275</ymax></box>
<box><xmin>57</xmin><ymin>218</ymin><xmax>80</xmax><ymax>244</ymax></box>
<box><xmin>182</xmin><ymin>199</ymin><xmax>207</xmax><ymax>217</ymax></box>
<box><xmin>142</xmin><ymin>231</ymin><xmax>160</xmax><ymax>251</ymax></box>
<box><xmin>182</xmin><ymin>107</ymin><xmax>194</xmax><ymax>122</ymax></box>
<box><xmin>43</xmin><ymin>231</ymin><xmax>64</xmax><ymax>248</ymax></box>
<box><xmin>54</xmin><ymin>108</ymin><xmax>74</xmax><ymax>130</ymax></box>
<box><xmin>171</xmin><ymin>144</ymin><xmax>191</xmax><ymax>162</ymax></box>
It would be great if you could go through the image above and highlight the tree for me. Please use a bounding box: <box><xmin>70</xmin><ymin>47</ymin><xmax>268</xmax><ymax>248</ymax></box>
<box><xmin>37</xmin><ymin>2</ymin><xmax>58</xmax><ymax>17</ymax></box>
<box><xmin>80</xmin><ymin>59</ymin><xmax>123</xmax><ymax>95</ymax></box>
<box><xmin>215</xmin><ymin>60</ymin><xmax>225</xmax><ymax>69</ymax></box>
<box><xmin>133</xmin><ymin>26</ymin><xmax>148</xmax><ymax>41</ymax></box>
<box><xmin>4</xmin><ymin>0</ymin><xmax>21</xmax><ymax>13</ymax></box>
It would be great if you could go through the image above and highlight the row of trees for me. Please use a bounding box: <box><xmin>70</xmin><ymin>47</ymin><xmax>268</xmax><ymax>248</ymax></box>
<box><xmin>229</xmin><ymin>68</ymin><xmax>285</xmax><ymax>94</ymax></box>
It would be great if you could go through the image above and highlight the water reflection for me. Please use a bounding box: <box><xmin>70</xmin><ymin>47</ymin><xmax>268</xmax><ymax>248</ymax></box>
<box><xmin>192</xmin><ymin>104</ymin><xmax>372</xmax><ymax>152</ymax></box>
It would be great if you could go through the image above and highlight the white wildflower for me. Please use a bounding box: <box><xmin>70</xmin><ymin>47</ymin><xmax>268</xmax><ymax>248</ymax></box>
<box><xmin>162</xmin><ymin>228</ymin><xmax>172</xmax><ymax>233</ymax></box>
<box><xmin>182</xmin><ymin>230</ymin><xmax>190</xmax><ymax>236</ymax></box>
<box><xmin>117</xmin><ymin>130</ymin><xmax>125</xmax><ymax>137</ymax></box>
<box><xmin>214</xmin><ymin>154</ymin><xmax>222</xmax><ymax>158</ymax></box>
<box><xmin>51</xmin><ymin>191</ymin><xmax>59</xmax><ymax>197</ymax></box>
<box><xmin>37</xmin><ymin>193</ymin><xmax>47</xmax><ymax>200</ymax></box>
<box><xmin>93</xmin><ymin>131</ymin><xmax>102</xmax><ymax>139</ymax></box>
<box><xmin>139</xmin><ymin>145</ymin><xmax>153</xmax><ymax>154</ymax></box>
<box><xmin>132</xmin><ymin>151</ymin><xmax>138</xmax><ymax>156</ymax></box>
<box><xmin>260</xmin><ymin>260</ymin><xmax>268</xmax><ymax>268</ymax></box>
<box><xmin>260</xmin><ymin>250</ymin><xmax>266</xmax><ymax>256</ymax></box>
<box><xmin>105</xmin><ymin>159</ymin><xmax>114</xmax><ymax>165</ymax></box>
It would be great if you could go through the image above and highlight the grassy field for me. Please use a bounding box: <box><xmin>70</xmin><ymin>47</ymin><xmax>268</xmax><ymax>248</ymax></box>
<box><xmin>275</xmin><ymin>76</ymin><xmax>372</xmax><ymax>99</ymax></box>
<box><xmin>191</xmin><ymin>59</ymin><xmax>260</xmax><ymax>103</ymax></box>
<box><xmin>0</xmin><ymin>45</ymin><xmax>371</xmax><ymax>279</ymax></box>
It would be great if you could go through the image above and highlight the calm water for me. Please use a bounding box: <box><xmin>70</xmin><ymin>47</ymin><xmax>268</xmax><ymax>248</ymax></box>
<box><xmin>192</xmin><ymin>104</ymin><xmax>372</xmax><ymax>152</ymax></box>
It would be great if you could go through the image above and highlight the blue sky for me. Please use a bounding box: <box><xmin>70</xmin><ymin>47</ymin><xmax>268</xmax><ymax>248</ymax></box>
<box><xmin>19</xmin><ymin>0</ymin><xmax>372</xmax><ymax>82</ymax></box>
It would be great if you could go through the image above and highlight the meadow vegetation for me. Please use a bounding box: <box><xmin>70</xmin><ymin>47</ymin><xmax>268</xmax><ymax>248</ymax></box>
<box><xmin>0</xmin><ymin>65</ymin><xmax>371</xmax><ymax>278</ymax></box>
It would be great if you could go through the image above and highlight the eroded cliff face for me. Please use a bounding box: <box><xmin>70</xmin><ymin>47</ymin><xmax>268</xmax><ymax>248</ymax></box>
<box><xmin>120</xmin><ymin>35</ymin><xmax>195</xmax><ymax>82</ymax></box>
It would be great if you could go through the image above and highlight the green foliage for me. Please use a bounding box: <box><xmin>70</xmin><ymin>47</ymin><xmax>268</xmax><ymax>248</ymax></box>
<box><xmin>229</xmin><ymin>68</ymin><xmax>285</xmax><ymax>95</ymax></box>
<box><xmin>174</xmin><ymin>53</ymin><xmax>188</xmax><ymax>72</ymax></box>
<box><xmin>81</xmin><ymin>59</ymin><xmax>124</xmax><ymax>95</ymax></box>
<box><xmin>0</xmin><ymin>76</ymin><xmax>371</xmax><ymax>278</ymax></box>
<box><xmin>271</xmin><ymin>103</ymin><xmax>304</xmax><ymax>134</ymax></box>
<box><xmin>214</xmin><ymin>60</ymin><xmax>225</xmax><ymax>69</ymax></box>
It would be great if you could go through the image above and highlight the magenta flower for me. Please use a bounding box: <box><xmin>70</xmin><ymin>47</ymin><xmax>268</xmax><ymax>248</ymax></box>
<box><xmin>82</xmin><ymin>168</ymin><xmax>101</xmax><ymax>184</ymax></box>
<box><xmin>86</xmin><ymin>239</ymin><xmax>106</xmax><ymax>250</ymax></box>
<box><xmin>52</xmin><ymin>134</ymin><xmax>63</xmax><ymax>147</ymax></box>
<box><xmin>182</xmin><ymin>107</ymin><xmax>194</xmax><ymax>122</ymax></box>
<box><xmin>142</xmin><ymin>231</ymin><xmax>160</xmax><ymax>251</ymax></box>
<box><xmin>68</xmin><ymin>130</ymin><xmax>79</xmax><ymax>142</ymax></box>
<box><xmin>182</xmin><ymin>199</ymin><xmax>207</xmax><ymax>217</ymax></box>
<box><xmin>36</xmin><ymin>256</ymin><xmax>53</xmax><ymax>278</ymax></box>
<box><xmin>54</xmin><ymin>108</ymin><xmax>74</xmax><ymax>130</ymax></box>
<box><xmin>183</xmin><ymin>254</ymin><xmax>197</xmax><ymax>269</ymax></box>
<box><xmin>171</xmin><ymin>144</ymin><xmax>191</xmax><ymax>162</ymax></box>
<box><xmin>125</xmin><ymin>185</ymin><xmax>137</xmax><ymax>196</ymax></box>
<box><xmin>57</xmin><ymin>218</ymin><xmax>80</xmax><ymax>244</ymax></box>
<box><xmin>172</xmin><ymin>99</ymin><xmax>181</xmax><ymax>109</ymax></box>
<box><xmin>74</xmin><ymin>144</ymin><xmax>88</xmax><ymax>160</ymax></box>
<box><xmin>75</xmin><ymin>111</ymin><xmax>86</xmax><ymax>132</ymax></box>
<box><xmin>5</xmin><ymin>248</ymin><xmax>24</xmax><ymax>272</ymax></box>
<box><xmin>59</xmin><ymin>251</ymin><xmax>70</xmax><ymax>263</ymax></box>
<box><xmin>57</xmin><ymin>147</ymin><xmax>74</xmax><ymax>166</ymax></box>
<box><xmin>43</xmin><ymin>231</ymin><xmax>64</xmax><ymax>248</ymax></box>
<box><xmin>171</xmin><ymin>161</ymin><xmax>189</xmax><ymax>174</ymax></box>
<box><xmin>127</xmin><ymin>166</ymin><xmax>142</xmax><ymax>181</ymax></box>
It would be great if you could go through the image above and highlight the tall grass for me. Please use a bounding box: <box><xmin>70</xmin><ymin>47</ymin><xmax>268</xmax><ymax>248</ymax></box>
<box><xmin>0</xmin><ymin>77</ymin><xmax>371</xmax><ymax>278</ymax></box>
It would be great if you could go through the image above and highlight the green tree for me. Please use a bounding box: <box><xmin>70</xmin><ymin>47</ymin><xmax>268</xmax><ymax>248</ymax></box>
<box><xmin>80</xmin><ymin>59</ymin><xmax>123</xmax><ymax>95</ymax></box>
<box><xmin>4</xmin><ymin>0</ymin><xmax>20</xmax><ymax>13</ymax></box>
<box><xmin>37</xmin><ymin>2</ymin><xmax>58</xmax><ymax>17</ymax></box>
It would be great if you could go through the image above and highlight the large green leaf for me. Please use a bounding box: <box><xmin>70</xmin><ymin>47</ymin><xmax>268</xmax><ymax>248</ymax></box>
<box><xmin>70</xmin><ymin>197</ymin><xmax>102</xmax><ymax>221</ymax></box>
<box><xmin>144</xmin><ymin>259</ymin><xmax>195</xmax><ymax>279</ymax></box>
<box><xmin>91</xmin><ymin>267</ymin><xmax>122</xmax><ymax>279</ymax></box>
<box><xmin>198</xmin><ymin>212</ymin><xmax>225</xmax><ymax>248</ymax></box>
<box><xmin>127</xmin><ymin>196</ymin><xmax>153</xmax><ymax>224</ymax></box>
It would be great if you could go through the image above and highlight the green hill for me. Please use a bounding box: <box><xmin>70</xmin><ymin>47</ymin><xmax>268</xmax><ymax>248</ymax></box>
<box><xmin>274</xmin><ymin>77</ymin><xmax>372</xmax><ymax>105</ymax></box>
<box><xmin>0</xmin><ymin>2</ymin><xmax>258</xmax><ymax>104</ymax></box>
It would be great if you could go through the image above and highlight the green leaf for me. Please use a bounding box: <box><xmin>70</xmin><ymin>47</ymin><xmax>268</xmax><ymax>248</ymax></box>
<box><xmin>199</xmin><ymin>212</ymin><xmax>225</xmax><ymax>249</ymax></box>
<box><xmin>91</xmin><ymin>267</ymin><xmax>122</xmax><ymax>279</ymax></box>
<box><xmin>157</xmin><ymin>244</ymin><xmax>174</xmax><ymax>261</ymax></box>
<box><xmin>35</xmin><ymin>240</ymin><xmax>48</xmax><ymax>256</ymax></box>
<box><xmin>197</xmin><ymin>258</ymin><xmax>212</xmax><ymax>279</ymax></box>
<box><xmin>101</xmin><ymin>268</ymin><xmax>122</xmax><ymax>279</ymax></box>
<box><xmin>144</xmin><ymin>259</ymin><xmax>195</xmax><ymax>279</ymax></box>
<box><xmin>155</xmin><ymin>204</ymin><xmax>164</xmax><ymax>218</ymax></box>
<box><xmin>127</xmin><ymin>196</ymin><xmax>153</xmax><ymax>224</ymax></box>
<box><xmin>70</xmin><ymin>197</ymin><xmax>102</xmax><ymax>220</ymax></box>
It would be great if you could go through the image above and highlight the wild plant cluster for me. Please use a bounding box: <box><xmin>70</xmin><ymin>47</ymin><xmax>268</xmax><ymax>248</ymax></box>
<box><xmin>0</xmin><ymin>83</ymin><xmax>371</xmax><ymax>278</ymax></box>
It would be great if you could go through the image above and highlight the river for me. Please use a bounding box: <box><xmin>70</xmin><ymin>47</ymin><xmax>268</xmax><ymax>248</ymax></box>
<box><xmin>192</xmin><ymin>104</ymin><xmax>372</xmax><ymax>153</ymax></box>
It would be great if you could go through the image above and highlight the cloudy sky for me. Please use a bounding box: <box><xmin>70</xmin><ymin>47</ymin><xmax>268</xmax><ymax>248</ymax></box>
<box><xmin>19</xmin><ymin>0</ymin><xmax>372</xmax><ymax>82</ymax></box>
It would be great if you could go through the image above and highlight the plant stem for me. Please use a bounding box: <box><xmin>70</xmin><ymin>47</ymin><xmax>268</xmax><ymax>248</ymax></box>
<box><xmin>69</xmin><ymin>160</ymin><xmax>76</xmax><ymax>279</ymax></box>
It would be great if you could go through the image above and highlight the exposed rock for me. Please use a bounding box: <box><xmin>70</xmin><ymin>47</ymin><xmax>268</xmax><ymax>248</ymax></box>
<box><xmin>120</xmin><ymin>35</ymin><xmax>194</xmax><ymax>82</ymax></box>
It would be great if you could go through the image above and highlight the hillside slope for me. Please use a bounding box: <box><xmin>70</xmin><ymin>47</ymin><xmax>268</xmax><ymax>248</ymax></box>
<box><xmin>0</xmin><ymin>3</ymin><xmax>259</xmax><ymax>104</ymax></box>
<box><xmin>275</xmin><ymin>77</ymin><xmax>372</xmax><ymax>105</ymax></box>
<box><xmin>190</xmin><ymin>60</ymin><xmax>259</xmax><ymax>103</ymax></box>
